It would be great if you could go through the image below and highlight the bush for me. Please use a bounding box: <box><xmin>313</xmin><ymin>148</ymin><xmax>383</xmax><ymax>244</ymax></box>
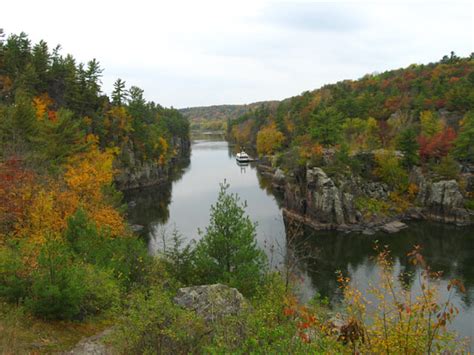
<box><xmin>374</xmin><ymin>150</ymin><xmax>409</xmax><ymax>192</ymax></box>
<box><xmin>432</xmin><ymin>155</ymin><xmax>461</xmax><ymax>181</ymax></box>
<box><xmin>64</xmin><ymin>209</ymin><xmax>152</xmax><ymax>289</ymax></box>
<box><xmin>26</xmin><ymin>240</ymin><xmax>120</xmax><ymax>320</ymax></box>
<box><xmin>113</xmin><ymin>286</ymin><xmax>208</xmax><ymax>354</ymax></box>
<box><xmin>81</xmin><ymin>264</ymin><xmax>120</xmax><ymax>317</ymax></box>
<box><xmin>0</xmin><ymin>244</ymin><xmax>30</xmax><ymax>303</ymax></box>
<box><xmin>26</xmin><ymin>241</ymin><xmax>85</xmax><ymax>320</ymax></box>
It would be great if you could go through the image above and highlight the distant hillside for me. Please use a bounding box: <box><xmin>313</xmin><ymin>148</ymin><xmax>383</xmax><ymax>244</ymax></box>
<box><xmin>179</xmin><ymin>101</ymin><xmax>279</xmax><ymax>121</ymax></box>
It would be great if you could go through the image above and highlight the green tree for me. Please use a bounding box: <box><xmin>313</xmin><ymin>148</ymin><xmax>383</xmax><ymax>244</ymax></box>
<box><xmin>32</xmin><ymin>109</ymin><xmax>88</xmax><ymax>172</ymax></box>
<box><xmin>112</xmin><ymin>78</ymin><xmax>127</xmax><ymax>106</ymax></box>
<box><xmin>453</xmin><ymin>111</ymin><xmax>474</xmax><ymax>162</ymax></box>
<box><xmin>194</xmin><ymin>182</ymin><xmax>266</xmax><ymax>296</ymax></box>
<box><xmin>310</xmin><ymin>107</ymin><xmax>344</xmax><ymax>146</ymax></box>
<box><xmin>0</xmin><ymin>91</ymin><xmax>38</xmax><ymax>155</ymax></box>
<box><xmin>396</xmin><ymin>127</ymin><xmax>419</xmax><ymax>167</ymax></box>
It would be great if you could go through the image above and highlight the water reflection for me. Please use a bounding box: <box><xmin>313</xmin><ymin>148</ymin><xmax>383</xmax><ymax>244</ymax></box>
<box><xmin>285</xmin><ymin>220</ymin><xmax>474</xmax><ymax>347</ymax></box>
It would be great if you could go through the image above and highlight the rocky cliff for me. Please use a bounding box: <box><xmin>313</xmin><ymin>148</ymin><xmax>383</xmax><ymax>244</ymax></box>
<box><xmin>115</xmin><ymin>137</ymin><xmax>190</xmax><ymax>190</ymax></box>
<box><xmin>261</xmin><ymin>157</ymin><xmax>473</xmax><ymax>234</ymax></box>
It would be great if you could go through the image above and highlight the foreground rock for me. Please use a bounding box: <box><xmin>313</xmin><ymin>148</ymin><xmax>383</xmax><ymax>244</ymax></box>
<box><xmin>173</xmin><ymin>284</ymin><xmax>248</xmax><ymax>322</ymax></box>
<box><xmin>64</xmin><ymin>328</ymin><xmax>114</xmax><ymax>355</ymax></box>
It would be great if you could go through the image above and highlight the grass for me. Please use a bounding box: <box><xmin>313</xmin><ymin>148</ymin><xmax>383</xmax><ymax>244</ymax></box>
<box><xmin>0</xmin><ymin>302</ymin><xmax>114</xmax><ymax>354</ymax></box>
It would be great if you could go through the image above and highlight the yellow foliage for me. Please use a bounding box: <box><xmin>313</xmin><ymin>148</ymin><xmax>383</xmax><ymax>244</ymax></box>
<box><xmin>64</xmin><ymin>144</ymin><xmax>125</xmax><ymax>236</ymax></box>
<box><xmin>338</xmin><ymin>246</ymin><xmax>464</xmax><ymax>353</ymax></box>
<box><xmin>256</xmin><ymin>123</ymin><xmax>285</xmax><ymax>156</ymax></box>
<box><xmin>32</xmin><ymin>93</ymin><xmax>53</xmax><ymax>121</ymax></box>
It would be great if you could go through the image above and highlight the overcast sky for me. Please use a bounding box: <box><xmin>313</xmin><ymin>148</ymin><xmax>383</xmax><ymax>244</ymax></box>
<box><xmin>2</xmin><ymin>0</ymin><xmax>473</xmax><ymax>108</ymax></box>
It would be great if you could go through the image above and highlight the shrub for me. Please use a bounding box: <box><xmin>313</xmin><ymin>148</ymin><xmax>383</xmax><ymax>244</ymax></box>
<box><xmin>337</xmin><ymin>245</ymin><xmax>465</xmax><ymax>353</ymax></box>
<box><xmin>0</xmin><ymin>244</ymin><xmax>30</xmax><ymax>303</ymax></box>
<box><xmin>26</xmin><ymin>241</ymin><xmax>85</xmax><ymax>320</ymax></box>
<box><xmin>64</xmin><ymin>209</ymin><xmax>152</xmax><ymax>289</ymax></box>
<box><xmin>432</xmin><ymin>155</ymin><xmax>461</xmax><ymax>181</ymax></box>
<box><xmin>26</xmin><ymin>239</ymin><xmax>120</xmax><ymax>320</ymax></box>
<box><xmin>113</xmin><ymin>286</ymin><xmax>207</xmax><ymax>354</ymax></box>
<box><xmin>81</xmin><ymin>264</ymin><xmax>120</xmax><ymax>317</ymax></box>
<box><xmin>374</xmin><ymin>150</ymin><xmax>409</xmax><ymax>192</ymax></box>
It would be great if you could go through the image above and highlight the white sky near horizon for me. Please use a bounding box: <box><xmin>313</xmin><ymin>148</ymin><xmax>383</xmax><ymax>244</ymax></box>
<box><xmin>1</xmin><ymin>0</ymin><xmax>473</xmax><ymax>108</ymax></box>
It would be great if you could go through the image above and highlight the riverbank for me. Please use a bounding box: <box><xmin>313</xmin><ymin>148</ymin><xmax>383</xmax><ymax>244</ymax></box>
<box><xmin>256</xmin><ymin>154</ymin><xmax>473</xmax><ymax>235</ymax></box>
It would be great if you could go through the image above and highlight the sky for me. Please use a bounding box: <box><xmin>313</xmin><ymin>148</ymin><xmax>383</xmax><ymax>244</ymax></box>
<box><xmin>1</xmin><ymin>0</ymin><xmax>473</xmax><ymax>108</ymax></box>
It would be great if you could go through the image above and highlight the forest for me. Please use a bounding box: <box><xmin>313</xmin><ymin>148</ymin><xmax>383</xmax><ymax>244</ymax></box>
<box><xmin>228</xmin><ymin>53</ymin><xmax>474</xmax><ymax>200</ymax></box>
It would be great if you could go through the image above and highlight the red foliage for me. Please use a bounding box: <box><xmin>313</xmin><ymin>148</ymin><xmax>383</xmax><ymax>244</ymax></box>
<box><xmin>377</xmin><ymin>120</ymin><xmax>393</xmax><ymax>147</ymax></box>
<box><xmin>418</xmin><ymin>127</ymin><xmax>457</xmax><ymax>161</ymax></box>
<box><xmin>0</xmin><ymin>157</ymin><xmax>35</xmax><ymax>236</ymax></box>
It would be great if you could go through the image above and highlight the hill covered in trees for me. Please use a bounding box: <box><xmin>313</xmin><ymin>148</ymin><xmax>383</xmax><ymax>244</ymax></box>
<box><xmin>180</xmin><ymin>101</ymin><xmax>278</xmax><ymax>131</ymax></box>
<box><xmin>228</xmin><ymin>52</ymin><xmax>474</xmax><ymax>230</ymax></box>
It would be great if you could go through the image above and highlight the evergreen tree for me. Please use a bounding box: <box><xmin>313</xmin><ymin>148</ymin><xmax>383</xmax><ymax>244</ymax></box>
<box><xmin>397</xmin><ymin>127</ymin><xmax>419</xmax><ymax>167</ymax></box>
<box><xmin>194</xmin><ymin>182</ymin><xmax>266</xmax><ymax>296</ymax></box>
<box><xmin>112</xmin><ymin>78</ymin><xmax>127</xmax><ymax>106</ymax></box>
<box><xmin>310</xmin><ymin>107</ymin><xmax>344</xmax><ymax>145</ymax></box>
<box><xmin>31</xmin><ymin>109</ymin><xmax>88</xmax><ymax>172</ymax></box>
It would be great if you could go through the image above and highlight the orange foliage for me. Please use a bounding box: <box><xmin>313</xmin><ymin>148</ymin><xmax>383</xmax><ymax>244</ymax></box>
<box><xmin>32</xmin><ymin>93</ymin><xmax>54</xmax><ymax>121</ymax></box>
<box><xmin>0</xmin><ymin>158</ymin><xmax>35</xmax><ymax>241</ymax></box>
<box><xmin>4</xmin><ymin>136</ymin><xmax>126</xmax><ymax>267</ymax></box>
<box><xmin>418</xmin><ymin>127</ymin><xmax>457</xmax><ymax>161</ymax></box>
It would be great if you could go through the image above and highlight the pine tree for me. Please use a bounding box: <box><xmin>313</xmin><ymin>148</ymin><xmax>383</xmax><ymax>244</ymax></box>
<box><xmin>111</xmin><ymin>78</ymin><xmax>127</xmax><ymax>106</ymax></box>
<box><xmin>397</xmin><ymin>127</ymin><xmax>419</xmax><ymax>167</ymax></box>
<box><xmin>194</xmin><ymin>182</ymin><xmax>266</xmax><ymax>296</ymax></box>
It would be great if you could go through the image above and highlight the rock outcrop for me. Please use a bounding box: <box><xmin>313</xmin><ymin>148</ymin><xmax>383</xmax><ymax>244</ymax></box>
<box><xmin>283</xmin><ymin>167</ymin><xmax>357</xmax><ymax>230</ymax></box>
<box><xmin>417</xmin><ymin>179</ymin><xmax>471</xmax><ymax>225</ymax></box>
<box><xmin>115</xmin><ymin>137</ymin><xmax>190</xmax><ymax>190</ymax></box>
<box><xmin>173</xmin><ymin>284</ymin><xmax>248</xmax><ymax>322</ymax></box>
<box><xmin>263</xmin><ymin>160</ymin><xmax>472</xmax><ymax>234</ymax></box>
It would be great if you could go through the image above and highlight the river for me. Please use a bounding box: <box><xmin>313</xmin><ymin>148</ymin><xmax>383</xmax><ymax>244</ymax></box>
<box><xmin>124</xmin><ymin>134</ymin><xmax>474</xmax><ymax>349</ymax></box>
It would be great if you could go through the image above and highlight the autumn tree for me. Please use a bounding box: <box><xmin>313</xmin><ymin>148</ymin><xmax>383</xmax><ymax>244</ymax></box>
<box><xmin>418</xmin><ymin>127</ymin><xmax>457</xmax><ymax>162</ymax></box>
<box><xmin>256</xmin><ymin>123</ymin><xmax>285</xmax><ymax>156</ymax></box>
<box><xmin>419</xmin><ymin>110</ymin><xmax>442</xmax><ymax>138</ymax></box>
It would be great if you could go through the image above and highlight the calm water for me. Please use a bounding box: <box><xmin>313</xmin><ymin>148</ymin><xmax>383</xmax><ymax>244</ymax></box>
<box><xmin>125</xmin><ymin>135</ymin><xmax>474</xmax><ymax>349</ymax></box>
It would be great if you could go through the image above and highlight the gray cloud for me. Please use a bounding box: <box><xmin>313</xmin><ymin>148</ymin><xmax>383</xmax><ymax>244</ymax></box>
<box><xmin>260</xmin><ymin>2</ymin><xmax>365</xmax><ymax>32</ymax></box>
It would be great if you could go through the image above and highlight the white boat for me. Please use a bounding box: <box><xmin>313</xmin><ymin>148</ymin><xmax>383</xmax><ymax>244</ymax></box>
<box><xmin>236</xmin><ymin>150</ymin><xmax>250</xmax><ymax>163</ymax></box>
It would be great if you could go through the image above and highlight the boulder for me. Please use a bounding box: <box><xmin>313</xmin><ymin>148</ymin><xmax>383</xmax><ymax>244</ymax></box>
<box><xmin>65</xmin><ymin>328</ymin><xmax>114</xmax><ymax>355</ymax></box>
<box><xmin>173</xmin><ymin>284</ymin><xmax>248</xmax><ymax>322</ymax></box>
<box><xmin>381</xmin><ymin>220</ymin><xmax>408</xmax><ymax>234</ymax></box>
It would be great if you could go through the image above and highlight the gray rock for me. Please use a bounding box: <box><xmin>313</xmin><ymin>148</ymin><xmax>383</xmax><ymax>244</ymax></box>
<box><xmin>130</xmin><ymin>224</ymin><xmax>144</xmax><ymax>232</ymax></box>
<box><xmin>381</xmin><ymin>220</ymin><xmax>408</xmax><ymax>234</ymax></box>
<box><xmin>173</xmin><ymin>284</ymin><xmax>248</xmax><ymax>322</ymax></box>
<box><xmin>273</xmin><ymin>168</ymin><xmax>286</xmax><ymax>184</ymax></box>
<box><xmin>417</xmin><ymin>179</ymin><xmax>470</xmax><ymax>225</ymax></box>
<box><xmin>362</xmin><ymin>228</ymin><xmax>375</xmax><ymax>235</ymax></box>
<box><xmin>65</xmin><ymin>328</ymin><xmax>114</xmax><ymax>355</ymax></box>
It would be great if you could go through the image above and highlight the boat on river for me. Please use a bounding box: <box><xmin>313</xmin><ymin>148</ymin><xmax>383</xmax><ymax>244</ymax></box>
<box><xmin>236</xmin><ymin>150</ymin><xmax>250</xmax><ymax>163</ymax></box>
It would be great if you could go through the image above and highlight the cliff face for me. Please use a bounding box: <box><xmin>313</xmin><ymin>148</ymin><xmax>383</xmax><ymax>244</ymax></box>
<box><xmin>263</xmin><ymin>159</ymin><xmax>473</xmax><ymax>233</ymax></box>
<box><xmin>114</xmin><ymin>137</ymin><xmax>190</xmax><ymax>190</ymax></box>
